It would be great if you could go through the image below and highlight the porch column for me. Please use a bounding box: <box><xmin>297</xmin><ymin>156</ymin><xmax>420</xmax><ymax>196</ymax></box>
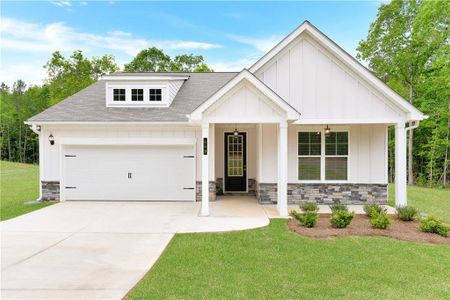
<box><xmin>277</xmin><ymin>122</ymin><xmax>288</xmax><ymax>217</ymax></box>
<box><xmin>200</xmin><ymin>122</ymin><xmax>210</xmax><ymax>216</ymax></box>
<box><xmin>395</xmin><ymin>122</ymin><xmax>407</xmax><ymax>207</ymax></box>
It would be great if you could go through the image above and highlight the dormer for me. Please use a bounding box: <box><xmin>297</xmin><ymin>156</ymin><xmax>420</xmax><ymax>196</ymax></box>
<box><xmin>102</xmin><ymin>73</ymin><xmax>189</xmax><ymax>108</ymax></box>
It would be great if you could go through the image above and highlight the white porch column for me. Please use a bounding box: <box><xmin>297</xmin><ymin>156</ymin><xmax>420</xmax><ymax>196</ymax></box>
<box><xmin>277</xmin><ymin>122</ymin><xmax>288</xmax><ymax>217</ymax></box>
<box><xmin>395</xmin><ymin>122</ymin><xmax>407</xmax><ymax>207</ymax></box>
<box><xmin>200</xmin><ymin>122</ymin><xmax>210</xmax><ymax>216</ymax></box>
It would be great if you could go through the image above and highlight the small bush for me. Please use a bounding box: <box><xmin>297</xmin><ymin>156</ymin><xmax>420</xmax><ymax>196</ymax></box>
<box><xmin>300</xmin><ymin>202</ymin><xmax>318</xmax><ymax>212</ymax></box>
<box><xmin>329</xmin><ymin>204</ymin><xmax>348</xmax><ymax>213</ymax></box>
<box><xmin>290</xmin><ymin>210</ymin><xmax>317</xmax><ymax>228</ymax></box>
<box><xmin>330</xmin><ymin>210</ymin><xmax>355</xmax><ymax>228</ymax></box>
<box><xmin>289</xmin><ymin>210</ymin><xmax>302</xmax><ymax>221</ymax></box>
<box><xmin>396</xmin><ymin>206</ymin><xmax>418</xmax><ymax>221</ymax></box>
<box><xmin>363</xmin><ymin>204</ymin><xmax>385</xmax><ymax>218</ymax></box>
<box><xmin>419</xmin><ymin>216</ymin><xmax>449</xmax><ymax>237</ymax></box>
<box><xmin>370</xmin><ymin>212</ymin><xmax>391</xmax><ymax>229</ymax></box>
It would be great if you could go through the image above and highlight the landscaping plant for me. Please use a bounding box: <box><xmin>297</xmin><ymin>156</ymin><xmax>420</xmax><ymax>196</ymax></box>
<box><xmin>396</xmin><ymin>206</ymin><xmax>418</xmax><ymax>221</ymax></box>
<box><xmin>329</xmin><ymin>204</ymin><xmax>348</xmax><ymax>213</ymax></box>
<box><xmin>370</xmin><ymin>212</ymin><xmax>391</xmax><ymax>229</ymax></box>
<box><xmin>330</xmin><ymin>210</ymin><xmax>355</xmax><ymax>228</ymax></box>
<box><xmin>300</xmin><ymin>202</ymin><xmax>318</xmax><ymax>212</ymax></box>
<box><xmin>363</xmin><ymin>204</ymin><xmax>385</xmax><ymax>218</ymax></box>
<box><xmin>418</xmin><ymin>216</ymin><xmax>449</xmax><ymax>237</ymax></box>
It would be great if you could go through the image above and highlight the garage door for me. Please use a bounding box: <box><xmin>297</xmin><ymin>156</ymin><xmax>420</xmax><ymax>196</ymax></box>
<box><xmin>63</xmin><ymin>145</ymin><xmax>195</xmax><ymax>201</ymax></box>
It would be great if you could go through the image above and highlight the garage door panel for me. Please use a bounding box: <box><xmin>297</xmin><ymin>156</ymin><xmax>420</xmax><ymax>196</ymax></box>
<box><xmin>63</xmin><ymin>145</ymin><xmax>195</xmax><ymax>201</ymax></box>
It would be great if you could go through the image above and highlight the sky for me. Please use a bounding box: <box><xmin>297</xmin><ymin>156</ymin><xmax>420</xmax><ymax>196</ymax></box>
<box><xmin>0</xmin><ymin>1</ymin><xmax>382</xmax><ymax>86</ymax></box>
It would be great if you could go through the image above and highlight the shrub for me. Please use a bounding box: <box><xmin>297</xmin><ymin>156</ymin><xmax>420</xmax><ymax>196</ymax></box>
<box><xmin>290</xmin><ymin>210</ymin><xmax>317</xmax><ymax>228</ymax></box>
<box><xmin>396</xmin><ymin>206</ymin><xmax>418</xmax><ymax>221</ymax></box>
<box><xmin>363</xmin><ymin>204</ymin><xmax>385</xmax><ymax>218</ymax></box>
<box><xmin>299</xmin><ymin>211</ymin><xmax>318</xmax><ymax>228</ymax></box>
<box><xmin>300</xmin><ymin>202</ymin><xmax>318</xmax><ymax>212</ymax></box>
<box><xmin>289</xmin><ymin>210</ymin><xmax>302</xmax><ymax>221</ymax></box>
<box><xmin>329</xmin><ymin>204</ymin><xmax>348</xmax><ymax>213</ymax></box>
<box><xmin>370</xmin><ymin>212</ymin><xmax>391</xmax><ymax>229</ymax></box>
<box><xmin>419</xmin><ymin>216</ymin><xmax>449</xmax><ymax>237</ymax></box>
<box><xmin>330</xmin><ymin>210</ymin><xmax>355</xmax><ymax>228</ymax></box>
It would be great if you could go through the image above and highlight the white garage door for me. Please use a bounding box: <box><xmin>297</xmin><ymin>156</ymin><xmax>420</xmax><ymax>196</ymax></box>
<box><xmin>63</xmin><ymin>145</ymin><xmax>195</xmax><ymax>201</ymax></box>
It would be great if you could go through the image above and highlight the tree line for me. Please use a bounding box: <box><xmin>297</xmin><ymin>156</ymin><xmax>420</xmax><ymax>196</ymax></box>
<box><xmin>0</xmin><ymin>48</ymin><xmax>212</xmax><ymax>164</ymax></box>
<box><xmin>1</xmin><ymin>0</ymin><xmax>449</xmax><ymax>186</ymax></box>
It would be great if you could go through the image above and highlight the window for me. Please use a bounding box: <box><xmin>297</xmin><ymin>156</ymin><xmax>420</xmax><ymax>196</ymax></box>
<box><xmin>227</xmin><ymin>135</ymin><xmax>244</xmax><ymax>176</ymax></box>
<box><xmin>131</xmin><ymin>89</ymin><xmax>143</xmax><ymax>101</ymax></box>
<box><xmin>298</xmin><ymin>132</ymin><xmax>321</xmax><ymax>180</ymax></box>
<box><xmin>297</xmin><ymin>131</ymin><xmax>349</xmax><ymax>181</ymax></box>
<box><xmin>149</xmin><ymin>89</ymin><xmax>162</xmax><ymax>101</ymax></box>
<box><xmin>325</xmin><ymin>132</ymin><xmax>348</xmax><ymax>180</ymax></box>
<box><xmin>113</xmin><ymin>89</ymin><xmax>126</xmax><ymax>101</ymax></box>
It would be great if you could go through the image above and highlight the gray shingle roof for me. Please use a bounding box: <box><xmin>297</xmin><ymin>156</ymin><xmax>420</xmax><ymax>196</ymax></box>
<box><xmin>28</xmin><ymin>72</ymin><xmax>238</xmax><ymax>123</ymax></box>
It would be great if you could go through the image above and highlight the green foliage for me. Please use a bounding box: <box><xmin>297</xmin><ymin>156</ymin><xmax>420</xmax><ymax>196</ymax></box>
<box><xmin>329</xmin><ymin>204</ymin><xmax>348</xmax><ymax>213</ymax></box>
<box><xmin>300</xmin><ymin>202</ymin><xmax>318</xmax><ymax>212</ymax></box>
<box><xmin>290</xmin><ymin>210</ymin><xmax>318</xmax><ymax>228</ymax></box>
<box><xmin>396</xmin><ymin>206</ymin><xmax>418</xmax><ymax>221</ymax></box>
<box><xmin>330</xmin><ymin>210</ymin><xmax>355</xmax><ymax>228</ymax></box>
<box><xmin>363</xmin><ymin>204</ymin><xmax>385</xmax><ymax>218</ymax></box>
<box><xmin>418</xmin><ymin>216</ymin><xmax>449</xmax><ymax>237</ymax></box>
<box><xmin>124</xmin><ymin>48</ymin><xmax>213</xmax><ymax>72</ymax></box>
<box><xmin>357</xmin><ymin>0</ymin><xmax>450</xmax><ymax>186</ymax></box>
<box><xmin>370</xmin><ymin>212</ymin><xmax>392</xmax><ymax>229</ymax></box>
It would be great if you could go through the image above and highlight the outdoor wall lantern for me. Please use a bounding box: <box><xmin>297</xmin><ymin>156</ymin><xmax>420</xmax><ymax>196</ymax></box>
<box><xmin>324</xmin><ymin>125</ymin><xmax>331</xmax><ymax>136</ymax></box>
<box><xmin>233</xmin><ymin>124</ymin><xmax>239</xmax><ymax>136</ymax></box>
<box><xmin>48</xmin><ymin>134</ymin><xmax>55</xmax><ymax>145</ymax></box>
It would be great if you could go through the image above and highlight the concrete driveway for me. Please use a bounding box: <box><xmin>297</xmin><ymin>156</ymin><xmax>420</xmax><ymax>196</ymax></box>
<box><xmin>1</xmin><ymin>197</ymin><xmax>268</xmax><ymax>299</ymax></box>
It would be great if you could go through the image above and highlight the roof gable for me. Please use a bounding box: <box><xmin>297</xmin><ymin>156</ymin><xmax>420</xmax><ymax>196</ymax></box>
<box><xmin>189</xmin><ymin>69</ymin><xmax>300</xmax><ymax>122</ymax></box>
<box><xmin>250</xmin><ymin>21</ymin><xmax>425</xmax><ymax>122</ymax></box>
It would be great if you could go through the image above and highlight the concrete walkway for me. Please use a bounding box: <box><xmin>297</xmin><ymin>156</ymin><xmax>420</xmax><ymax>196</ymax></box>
<box><xmin>1</xmin><ymin>197</ymin><xmax>268</xmax><ymax>300</ymax></box>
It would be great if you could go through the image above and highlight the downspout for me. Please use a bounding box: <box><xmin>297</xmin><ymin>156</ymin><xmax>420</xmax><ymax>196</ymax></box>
<box><xmin>405</xmin><ymin>121</ymin><xmax>420</xmax><ymax>132</ymax></box>
<box><xmin>29</xmin><ymin>124</ymin><xmax>43</xmax><ymax>201</ymax></box>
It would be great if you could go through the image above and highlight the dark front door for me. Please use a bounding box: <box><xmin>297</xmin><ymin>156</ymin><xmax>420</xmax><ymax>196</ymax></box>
<box><xmin>224</xmin><ymin>132</ymin><xmax>247</xmax><ymax>192</ymax></box>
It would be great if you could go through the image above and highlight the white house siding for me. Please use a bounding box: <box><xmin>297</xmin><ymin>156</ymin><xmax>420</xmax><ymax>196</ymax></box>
<box><xmin>255</xmin><ymin>34</ymin><xmax>403</xmax><ymax>122</ymax></box>
<box><xmin>40</xmin><ymin>125</ymin><xmax>202</xmax><ymax>182</ymax></box>
<box><xmin>168</xmin><ymin>80</ymin><xmax>185</xmax><ymax>104</ymax></box>
<box><xmin>287</xmin><ymin>124</ymin><xmax>388</xmax><ymax>184</ymax></box>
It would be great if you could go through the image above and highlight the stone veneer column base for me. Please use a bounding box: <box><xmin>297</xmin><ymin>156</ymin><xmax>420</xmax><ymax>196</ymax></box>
<box><xmin>256</xmin><ymin>183</ymin><xmax>387</xmax><ymax>205</ymax></box>
<box><xmin>196</xmin><ymin>181</ymin><xmax>216</xmax><ymax>202</ymax></box>
<box><xmin>41</xmin><ymin>181</ymin><xmax>60</xmax><ymax>201</ymax></box>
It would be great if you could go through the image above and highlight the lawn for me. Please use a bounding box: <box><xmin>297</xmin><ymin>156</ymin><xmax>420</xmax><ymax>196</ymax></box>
<box><xmin>0</xmin><ymin>161</ymin><xmax>53</xmax><ymax>221</ymax></box>
<box><xmin>388</xmin><ymin>184</ymin><xmax>450</xmax><ymax>223</ymax></box>
<box><xmin>128</xmin><ymin>219</ymin><xmax>450</xmax><ymax>299</ymax></box>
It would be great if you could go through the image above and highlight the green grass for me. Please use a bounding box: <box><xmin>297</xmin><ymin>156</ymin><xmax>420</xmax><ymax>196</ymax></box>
<box><xmin>389</xmin><ymin>184</ymin><xmax>450</xmax><ymax>223</ymax></box>
<box><xmin>1</xmin><ymin>161</ymin><xmax>53</xmax><ymax>221</ymax></box>
<box><xmin>128</xmin><ymin>219</ymin><xmax>450</xmax><ymax>299</ymax></box>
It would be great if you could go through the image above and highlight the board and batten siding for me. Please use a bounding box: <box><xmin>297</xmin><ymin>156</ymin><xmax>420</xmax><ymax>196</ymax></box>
<box><xmin>255</xmin><ymin>34</ymin><xmax>403</xmax><ymax>122</ymax></box>
<box><xmin>40</xmin><ymin>125</ymin><xmax>205</xmax><ymax>182</ymax></box>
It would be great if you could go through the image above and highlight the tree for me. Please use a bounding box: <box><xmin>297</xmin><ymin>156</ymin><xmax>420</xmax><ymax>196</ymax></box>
<box><xmin>356</xmin><ymin>0</ymin><xmax>447</xmax><ymax>185</ymax></box>
<box><xmin>124</xmin><ymin>48</ymin><xmax>213</xmax><ymax>72</ymax></box>
<box><xmin>44</xmin><ymin>50</ymin><xmax>118</xmax><ymax>105</ymax></box>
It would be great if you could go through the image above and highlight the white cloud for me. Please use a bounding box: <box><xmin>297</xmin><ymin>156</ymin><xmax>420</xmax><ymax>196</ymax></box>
<box><xmin>51</xmin><ymin>1</ymin><xmax>71</xmax><ymax>7</ymax></box>
<box><xmin>227</xmin><ymin>34</ymin><xmax>282</xmax><ymax>53</ymax></box>
<box><xmin>0</xmin><ymin>18</ymin><xmax>222</xmax><ymax>56</ymax></box>
<box><xmin>0</xmin><ymin>17</ymin><xmax>222</xmax><ymax>85</ymax></box>
<box><xmin>209</xmin><ymin>57</ymin><xmax>256</xmax><ymax>72</ymax></box>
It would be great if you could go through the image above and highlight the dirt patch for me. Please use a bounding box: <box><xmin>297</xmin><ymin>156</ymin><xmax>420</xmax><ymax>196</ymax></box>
<box><xmin>288</xmin><ymin>214</ymin><xmax>449</xmax><ymax>244</ymax></box>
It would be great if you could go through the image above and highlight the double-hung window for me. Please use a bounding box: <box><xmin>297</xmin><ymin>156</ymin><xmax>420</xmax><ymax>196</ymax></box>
<box><xmin>298</xmin><ymin>130</ymin><xmax>349</xmax><ymax>181</ymax></box>
<box><xmin>298</xmin><ymin>132</ymin><xmax>322</xmax><ymax>180</ymax></box>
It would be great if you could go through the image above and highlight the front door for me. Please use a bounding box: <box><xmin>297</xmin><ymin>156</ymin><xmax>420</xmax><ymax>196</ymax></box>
<box><xmin>224</xmin><ymin>132</ymin><xmax>247</xmax><ymax>192</ymax></box>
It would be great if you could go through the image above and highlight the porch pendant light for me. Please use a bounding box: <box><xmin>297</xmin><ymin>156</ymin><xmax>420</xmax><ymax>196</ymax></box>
<box><xmin>324</xmin><ymin>125</ymin><xmax>331</xmax><ymax>136</ymax></box>
<box><xmin>233</xmin><ymin>124</ymin><xmax>239</xmax><ymax>136</ymax></box>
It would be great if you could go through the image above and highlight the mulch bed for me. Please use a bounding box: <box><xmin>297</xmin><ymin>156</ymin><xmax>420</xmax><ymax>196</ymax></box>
<box><xmin>288</xmin><ymin>214</ymin><xmax>449</xmax><ymax>244</ymax></box>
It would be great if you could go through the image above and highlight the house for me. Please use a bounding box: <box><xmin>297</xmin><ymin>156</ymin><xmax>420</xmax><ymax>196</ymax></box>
<box><xmin>26</xmin><ymin>21</ymin><xmax>425</xmax><ymax>217</ymax></box>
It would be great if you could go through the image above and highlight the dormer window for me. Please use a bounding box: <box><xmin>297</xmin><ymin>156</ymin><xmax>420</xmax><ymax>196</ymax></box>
<box><xmin>149</xmin><ymin>89</ymin><xmax>162</xmax><ymax>101</ymax></box>
<box><xmin>113</xmin><ymin>89</ymin><xmax>126</xmax><ymax>101</ymax></box>
<box><xmin>106</xmin><ymin>84</ymin><xmax>169</xmax><ymax>107</ymax></box>
<box><xmin>131</xmin><ymin>89</ymin><xmax>144</xmax><ymax>101</ymax></box>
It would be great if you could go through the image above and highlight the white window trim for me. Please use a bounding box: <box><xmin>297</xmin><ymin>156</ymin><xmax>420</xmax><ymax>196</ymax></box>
<box><xmin>106</xmin><ymin>83</ymin><xmax>169</xmax><ymax>107</ymax></box>
<box><xmin>297</xmin><ymin>129</ymin><xmax>350</xmax><ymax>183</ymax></box>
